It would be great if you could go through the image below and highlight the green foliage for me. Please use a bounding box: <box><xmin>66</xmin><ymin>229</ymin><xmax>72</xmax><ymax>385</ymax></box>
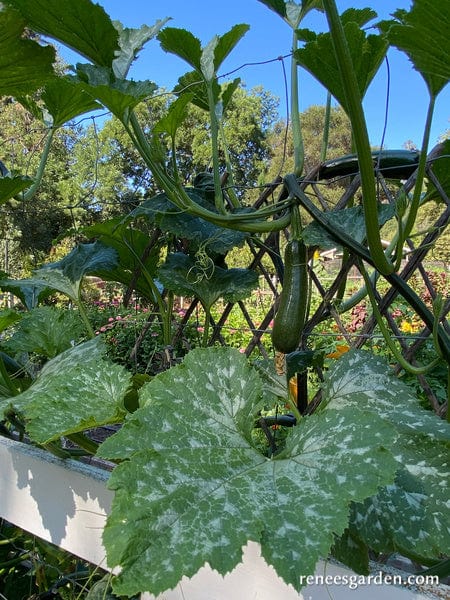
<box><xmin>0</xmin><ymin>338</ymin><xmax>130</xmax><ymax>443</ymax></box>
<box><xmin>130</xmin><ymin>189</ymin><xmax>248</xmax><ymax>254</ymax></box>
<box><xmin>295</xmin><ymin>9</ymin><xmax>388</xmax><ymax>113</ymax></box>
<box><xmin>4</xmin><ymin>0</ymin><xmax>120</xmax><ymax>67</ymax></box>
<box><xmin>0</xmin><ymin>1</ymin><xmax>449</xmax><ymax>595</ymax></box>
<box><xmin>380</xmin><ymin>0</ymin><xmax>450</xmax><ymax>97</ymax></box>
<box><xmin>0</xmin><ymin>521</ymin><xmax>109</xmax><ymax>599</ymax></box>
<box><xmin>2</xmin><ymin>306</ymin><xmax>84</xmax><ymax>359</ymax></box>
<box><xmin>0</xmin><ymin>5</ymin><xmax>56</xmax><ymax>96</ymax></box>
<box><xmin>158</xmin><ymin>253</ymin><xmax>259</xmax><ymax>311</ymax></box>
<box><xmin>98</xmin><ymin>347</ymin><xmax>398</xmax><ymax>596</ymax></box>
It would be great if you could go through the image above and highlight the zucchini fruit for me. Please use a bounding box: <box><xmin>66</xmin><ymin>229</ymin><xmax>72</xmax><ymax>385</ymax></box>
<box><xmin>318</xmin><ymin>149</ymin><xmax>420</xmax><ymax>181</ymax></box>
<box><xmin>272</xmin><ymin>239</ymin><xmax>309</xmax><ymax>354</ymax></box>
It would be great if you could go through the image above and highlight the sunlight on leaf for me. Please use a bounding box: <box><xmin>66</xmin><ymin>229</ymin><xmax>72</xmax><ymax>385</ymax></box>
<box><xmin>379</xmin><ymin>0</ymin><xmax>450</xmax><ymax>97</ymax></box>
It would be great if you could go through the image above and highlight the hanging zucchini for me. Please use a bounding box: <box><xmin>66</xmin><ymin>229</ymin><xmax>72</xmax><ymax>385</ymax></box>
<box><xmin>271</xmin><ymin>237</ymin><xmax>309</xmax><ymax>354</ymax></box>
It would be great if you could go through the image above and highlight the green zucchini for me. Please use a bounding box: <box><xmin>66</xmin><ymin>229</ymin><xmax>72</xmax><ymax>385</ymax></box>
<box><xmin>318</xmin><ymin>149</ymin><xmax>420</xmax><ymax>181</ymax></box>
<box><xmin>272</xmin><ymin>239</ymin><xmax>309</xmax><ymax>354</ymax></box>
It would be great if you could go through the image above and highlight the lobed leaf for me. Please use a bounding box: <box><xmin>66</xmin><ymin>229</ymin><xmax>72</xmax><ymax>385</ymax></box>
<box><xmin>130</xmin><ymin>190</ymin><xmax>248</xmax><ymax>254</ymax></box>
<box><xmin>3</xmin><ymin>306</ymin><xmax>84</xmax><ymax>359</ymax></box>
<box><xmin>324</xmin><ymin>350</ymin><xmax>450</xmax><ymax>564</ymax></box>
<box><xmin>302</xmin><ymin>204</ymin><xmax>395</xmax><ymax>250</ymax></box>
<box><xmin>157</xmin><ymin>28</ymin><xmax>202</xmax><ymax>73</ymax></box>
<box><xmin>112</xmin><ymin>19</ymin><xmax>170</xmax><ymax>80</ymax></box>
<box><xmin>158</xmin><ymin>253</ymin><xmax>259</xmax><ymax>310</ymax></box>
<box><xmin>351</xmin><ymin>436</ymin><xmax>450</xmax><ymax>560</ymax></box>
<box><xmin>40</xmin><ymin>78</ymin><xmax>102</xmax><ymax>127</ymax></box>
<box><xmin>295</xmin><ymin>10</ymin><xmax>388</xmax><ymax>112</ymax></box>
<box><xmin>0</xmin><ymin>174</ymin><xmax>33</xmax><ymax>204</ymax></box>
<box><xmin>76</xmin><ymin>64</ymin><xmax>157</xmax><ymax>121</ymax></box>
<box><xmin>4</xmin><ymin>0</ymin><xmax>119</xmax><ymax>67</ymax></box>
<box><xmin>97</xmin><ymin>347</ymin><xmax>397</xmax><ymax>596</ymax></box>
<box><xmin>379</xmin><ymin>0</ymin><xmax>450</xmax><ymax>97</ymax></box>
<box><xmin>1</xmin><ymin>338</ymin><xmax>130</xmax><ymax>443</ymax></box>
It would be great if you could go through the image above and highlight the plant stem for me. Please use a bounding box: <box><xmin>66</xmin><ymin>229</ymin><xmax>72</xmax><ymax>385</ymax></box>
<box><xmin>359</xmin><ymin>259</ymin><xmax>441</xmax><ymax>375</ymax></box>
<box><xmin>206</xmin><ymin>83</ymin><xmax>226</xmax><ymax>213</ymax></box>
<box><xmin>22</xmin><ymin>128</ymin><xmax>55</xmax><ymax>201</ymax></box>
<box><xmin>320</xmin><ymin>92</ymin><xmax>332</xmax><ymax>163</ymax></box>
<box><xmin>66</xmin><ymin>432</ymin><xmax>99</xmax><ymax>455</ymax></box>
<box><xmin>322</xmin><ymin>0</ymin><xmax>394</xmax><ymax>276</ymax></box>
<box><xmin>126</xmin><ymin>111</ymin><xmax>292</xmax><ymax>233</ymax></box>
<box><xmin>402</xmin><ymin>96</ymin><xmax>436</xmax><ymax>241</ymax></box>
<box><xmin>291</xmin><ymin>29</ymin><xmax>304</xmax><ymax>177</ymax></box>
<box><xmin>76</xmin><ymin>288</ymin><xmax>95</xmax><ymax>339</ymax></box>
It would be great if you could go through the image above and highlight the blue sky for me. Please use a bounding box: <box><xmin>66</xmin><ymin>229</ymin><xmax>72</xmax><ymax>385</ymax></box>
<box><xmin>66</xmin><ymin>1</ymin><xmax>450</xmax><ymax>149</ymax></box>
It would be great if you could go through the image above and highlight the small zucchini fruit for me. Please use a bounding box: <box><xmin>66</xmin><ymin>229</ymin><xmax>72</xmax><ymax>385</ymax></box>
<box><xmin>271</xmin><ymin>238</ymin><xmax>309</xmax><ymax>354</ymax></box>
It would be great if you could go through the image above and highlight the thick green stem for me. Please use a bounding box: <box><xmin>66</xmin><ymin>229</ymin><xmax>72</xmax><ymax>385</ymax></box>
<box><xmin>22</xmin><ymin>128</ymin><xmax>55</xmax><ymax>201</ymax></box>
<box><xmin>402</xmin><ymin>96</ymin><xmax>436</xmax><ymax>241</ymax></box>
<box><xmin>76</xmin><ymin>288</ymin><xmax>95</xmax><ymax>339</ymax></box>
<box><xmin>217</xmin><ymin>119</ymin><xmax>240</xmax><ymax>208</ymax></box>
<box><xmin>291</xmin><ymin>29</ymin><xmax>304</xmax><ymax>177</ymax></box>
<box><xmin>66</xmin><ymin>432</ymin><xmax>99</xmax><ymax>455</ymax></box>
<box><xmin>206</xmin><ymin>83</ymin><xmax>226</xmax><ymax>213</ymax></box>
<box><xmin>126</xmin><ymin>111</ymin><xmax>292</xmax><ymax>233</ymax></box>
<box><xmin>322</xmin><ymin>0</ymin><xmax>394</xmax><ymax>276</ymax></box>
<box><xmin>320</xmin><ymin>92</ymin><xmax>332</xmax><ymax>163</ymax></box>
<box><xmin>202</xmin><ymin>307</ymin><xmax>211</xmax><ymax>347</ymax></box>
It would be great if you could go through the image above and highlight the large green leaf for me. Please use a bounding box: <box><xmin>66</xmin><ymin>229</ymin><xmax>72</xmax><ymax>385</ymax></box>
<box><xmin>302</xmin><ymin>204</ymin><xmax>395</xmax><ymax>250</ymax></box>
<box><xmin>323</xmin><ymin>351</ymin><xmax>450</xmax><ymax>564</ymax></box>
<box><xmin>97</xmin><ymin>347</ymin><xmax>397</xmax><ymax>596</ymax></box>
<box><xmin>1</xmin><ymin>338</ymin><xmax>130</xmax><ymax>443</ymax></box>
<box><xmin>379</xmin><ymin>0</ymin><xmax>450</xmax><ymax>97</ymax></box>
<box><xmin>323</xmin><ymin>350</ymin><xmax>450</xmax><ymax>441</ymax></box>
<box><xmin>40</xmin><ymin>77</ymin><xmax>102</xmax><ymax>127</ymax></box>
<box><xmin>4</xmin><ymin>0</ymin><xmax>119</xmax><ymax>67</ymax></box>
<box><xmin>3</xmin><ymin>306</ymin><xmax>84</xmax><ymax>359</ymax></box>
<box><xmin>39</xmin><ymin>241</ymin><xmax>119</xmax><ymax>300</ymax></box>
<box><xmin>158</xmin><ymin>25</ymin><xmax>248</xmax><ymax>83</ymax></box>
<box><xmin>0</xmin><ymin>242</ymin><xmax>118</xmax><ymax>304</ymax></box>
<box><xmin>257</xmin><ymin>0</ymin><xmax>323</xmax><ymax>29</ymax></box>
<box><xmin>83</xmin><ymin>219</ymin><xmax>161</xmax><ymax>301</ymax></box>
<box><xmin>0</xmin><ymin>174</ymin><xmax>33</xmax><ymax>203</ymax></box>
<box><xmin>0</xmin><ymin>278</ymin><xmax>52</xmax><ymax>310</ymax></box>
<box><xmin>350</xmin><ymin>435</ymin><xmax>450</xmax><ymax>562</ymax></box>
<box><xmin>130</xmin><ymin>190</ymin><xmax>247</xmax><ymax>254</ymax></box>
<box><xmin>0</xmin><ymin>6</ymin><xmax>56</xmax><ymax>96</ymax></box>
<box><xmin>158</xmin><ymin>253</ymin><xmax>259</xmax><ymax>310</ymax></box>
<box><xmin>295</xmin><ymin>9</ymin><xmax>388</xmax><ymax>111</ymax></box>
<box><xmin>76</xmin><ymin>65</ymin><xmax>157</xmax><ymax>121</ymax></box>
<box><xmin>158</xmin><ymin>28</ymin><xmax>202</xmax><ymax>73</ymax></box>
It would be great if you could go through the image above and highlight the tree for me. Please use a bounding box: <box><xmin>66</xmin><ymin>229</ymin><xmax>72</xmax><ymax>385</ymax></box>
<box><xmin>64</xmin><ymin>85</ymin><xmax>279</xmax><ymax>219</ymax></box>
<box><xmin>265</xmin><ymin>104</ymin><xmax>352</xmax><ymax>181</ymax></box>
<box><xmin>0</xmin><ymin>100</ymin><xmax>78</xmax><ymax>273</ymax></box>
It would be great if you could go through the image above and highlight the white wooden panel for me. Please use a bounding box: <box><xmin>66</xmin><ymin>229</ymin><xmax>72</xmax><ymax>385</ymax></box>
<box><xmin>0</xmin><ymin>437</ymin><xmax>112</xmax><ymax>569</ymax></box>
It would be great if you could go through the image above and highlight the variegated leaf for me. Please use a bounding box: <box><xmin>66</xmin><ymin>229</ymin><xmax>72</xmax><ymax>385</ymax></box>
<box><xmin>97</xmin><ymin>347</ymin><xmax>397</xmax><ymax>597</ymax></box>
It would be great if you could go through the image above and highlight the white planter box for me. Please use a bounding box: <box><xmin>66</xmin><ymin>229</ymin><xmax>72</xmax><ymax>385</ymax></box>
<box><xmin>0</xmin><ymin>437</ymin><xmax>445</xmax><ymax>600</ymax></box>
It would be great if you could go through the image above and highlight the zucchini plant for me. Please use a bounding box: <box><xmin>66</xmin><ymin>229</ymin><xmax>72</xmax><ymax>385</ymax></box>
<box><xmin>0</xmin><ymin>0</ymin><xmax>449</xmax><ymax>597</ymax></box>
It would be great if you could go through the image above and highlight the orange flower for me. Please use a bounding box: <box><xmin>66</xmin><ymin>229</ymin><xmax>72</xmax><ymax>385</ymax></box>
<box><xmin>326</xmin><ymin>344</ymin><xmax>350</xmax><ymax>359</ymax></box>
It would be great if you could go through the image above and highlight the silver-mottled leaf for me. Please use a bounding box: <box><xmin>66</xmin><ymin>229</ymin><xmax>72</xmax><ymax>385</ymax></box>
<box><xmin>5</xmin><ymin>339</ymin><xmax>130</xmax><ymax>442</ymax></box>
<box><xmin>98</xmin><ymin>347</ymin><xmax>397</xmax><ymax>596</ymax></box>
